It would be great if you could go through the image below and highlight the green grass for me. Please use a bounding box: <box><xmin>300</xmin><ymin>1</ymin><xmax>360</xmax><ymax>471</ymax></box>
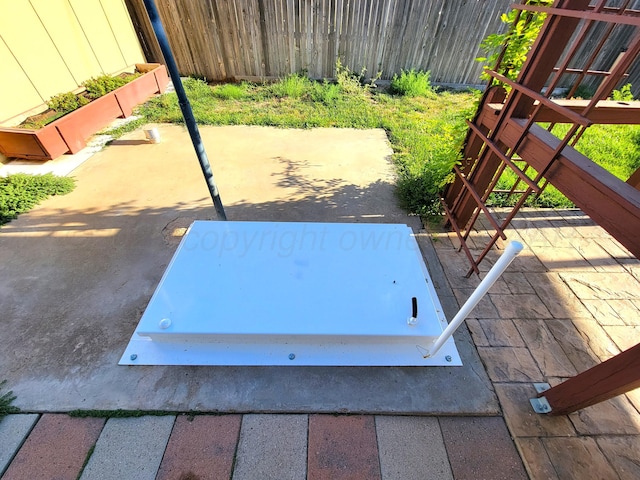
<box><xmin>1</xmin><ymin>173</ymin><xmax>75</xmax><ymax>225</ymax></box>
<box><xmin>489</xmin><ymin>122</ymin><xmax>640</xmax><ymax>208</ymax></box>
<box><xmin>136</xmin><ymin>74</ymin><xmax>640</xmax><ymax>214</ymax></box>
<box><xmin>211</xmin><ymin>82</ymin><xmax>250</xmax><ymax>100</ymax></box>
<box><xmin>138</xmin><ymin>76</ymin><xmax>475</xmax><ymax>216</ymax></box>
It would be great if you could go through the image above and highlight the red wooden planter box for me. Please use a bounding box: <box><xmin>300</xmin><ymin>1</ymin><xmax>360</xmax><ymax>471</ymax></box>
<box><xmin>0</xmin><ymin>63</ymin><xmax>169</xmax><ymax>161</ymax></box>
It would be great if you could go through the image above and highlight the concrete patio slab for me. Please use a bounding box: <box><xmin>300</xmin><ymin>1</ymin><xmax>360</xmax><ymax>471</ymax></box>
<box><xmin>0</xmin><ymin>125</ymin><xmax>497</xmax><ymax>414</ymax></box>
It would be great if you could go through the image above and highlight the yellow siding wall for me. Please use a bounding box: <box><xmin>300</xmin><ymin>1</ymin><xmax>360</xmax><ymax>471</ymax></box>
<box><xmin>0</xmin><ymin>0</ymin><xmax>145</xmax><ymax>123</ymax></box>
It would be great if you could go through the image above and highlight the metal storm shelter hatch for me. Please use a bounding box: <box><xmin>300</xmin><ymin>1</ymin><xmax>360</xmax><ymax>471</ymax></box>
<box><xmin>120</xmin><ymin>221</ymin><xmax>462</xmax><ymax>366</ymax></box>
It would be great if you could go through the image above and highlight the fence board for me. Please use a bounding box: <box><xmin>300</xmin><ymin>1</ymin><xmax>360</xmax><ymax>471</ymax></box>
<box><xmin>125</xmin><ymin>0</ymin><xmax>640</xmax><ymax>90</ymax></box>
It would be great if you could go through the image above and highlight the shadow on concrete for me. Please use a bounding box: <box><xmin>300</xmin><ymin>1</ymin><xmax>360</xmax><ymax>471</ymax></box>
<box><xmin>0</xmin><ymin>178</ymin><xmax>498</xmax><ymax>415</ymax></box>
<box><xmin>108</xmin><ymin>139</ymin><xmax>152</xmax><ymax>146</ymax></box>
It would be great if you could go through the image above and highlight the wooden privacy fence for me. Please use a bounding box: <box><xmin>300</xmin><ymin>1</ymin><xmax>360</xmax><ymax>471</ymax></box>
<box><xmin>125</xmin><ymin>0</ymin><xmax>514</xmax><ymax>83</ymax></box>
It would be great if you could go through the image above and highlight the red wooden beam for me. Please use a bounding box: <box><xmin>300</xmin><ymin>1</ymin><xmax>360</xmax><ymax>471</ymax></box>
<box><xmin>482</xmin><ymin>100</ymin><xmax>640</xmax><ymax>125</ymax></box>
<box><xmin>628</xmin><ymin>167</ymin><xmax>640</xmax><ymax>189</ymax></box>
<box><xmin>535</xmin><ymin>343</ymin><xmax>640</xmax><ymax>415</ymax></box>
<box><xmin>513</xmin><ymin>3</ymin><xmax>640</xmax><ymax>27</ymax></box>
<box><xmin>442</xmin><ymin>0</ymin><xmax>592</xmax><ymax>228</ymax></box>
<box><xmin>500</xmin><ymin>120</ymin><xmax>640</xmax><ymax>258</ymax></box>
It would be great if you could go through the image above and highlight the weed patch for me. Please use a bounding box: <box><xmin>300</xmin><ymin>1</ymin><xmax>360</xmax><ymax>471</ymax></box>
<box><xmin>390</xmin><ymin>69</ymin><xmax>435</xmax><ymax>97</ymax></box>
<box><xmin>0</xmin><ymin>380</ymin><xmax>19</xmax><ymax>417</ymax></box>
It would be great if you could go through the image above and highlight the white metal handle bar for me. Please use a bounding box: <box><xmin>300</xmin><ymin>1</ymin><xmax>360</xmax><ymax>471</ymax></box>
<box><xmin>424</xmin><ymin>241</ymin><xmax>524</xmax><ymax>358</ymax></box>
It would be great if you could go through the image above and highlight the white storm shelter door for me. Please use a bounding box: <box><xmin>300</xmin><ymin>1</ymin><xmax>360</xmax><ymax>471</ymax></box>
<box><xmin>119</xmin><ymin>221</ymin><xmax>461</xmax><ymax>366</ymax></box>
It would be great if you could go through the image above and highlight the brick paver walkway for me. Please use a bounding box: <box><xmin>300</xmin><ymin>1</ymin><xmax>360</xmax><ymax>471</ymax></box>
<box><xmin>2</xmin><ymin>207</ymin><xmax>639</xmax><ymax>479</ymax></box>
<box><xmin>0</xmin><ymin>413</ymin><xmax>525</xmax><ymax>479</ymax></box>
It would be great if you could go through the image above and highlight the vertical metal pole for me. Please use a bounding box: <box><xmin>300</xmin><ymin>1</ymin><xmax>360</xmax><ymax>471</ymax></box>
<box><xmin>142</xmin><ymin>0</ymin><xmax>227</xmax><ymax>220</ymax></box>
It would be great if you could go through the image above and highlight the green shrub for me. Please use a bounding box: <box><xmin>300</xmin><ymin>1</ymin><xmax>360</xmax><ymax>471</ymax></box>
<box><xmin>390</xmin><ymin>69</ymin><xmax>434</xmax><ymax>97</ymax></box>
<box><xmin>0</xmin><ymin>173</ymin><xmax>75</xmax><ymax>225</ymax></box>
<box><xmin>82</xmin><ymin>73</ymin><xmax>140</xmax><ymax>100</ymax></box>
<box><xmin>47</xmin><ymin>92</ymin><xmax>89</xmax><ymax>114</ymax></box>
<box><xmin>46</xmin><ymin>72</ymin><xmax>140</xmax><ymax>116</ymax></box>
<box><xmin>611</xmin><ymin>83</ymin><xmax>634</xmax><ymax>101</ymax></box>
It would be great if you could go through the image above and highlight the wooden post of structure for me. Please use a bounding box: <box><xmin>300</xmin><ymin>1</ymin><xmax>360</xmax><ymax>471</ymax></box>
<box><xmin>537</xmin><ymin>343</ymin><xmax>640</xmax><ymax>416</ymax></box>
<box><xmin>627</xmin><ymin>167</ymin><xmax>640</xmax><ymax>190</ymax></box>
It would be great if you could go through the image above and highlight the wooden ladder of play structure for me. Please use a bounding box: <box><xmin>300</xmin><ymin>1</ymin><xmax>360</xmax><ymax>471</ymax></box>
<box><xmin>442</xmin><ymin>0</ymin><xmax>640</xmax><ymax>276</ymax></box>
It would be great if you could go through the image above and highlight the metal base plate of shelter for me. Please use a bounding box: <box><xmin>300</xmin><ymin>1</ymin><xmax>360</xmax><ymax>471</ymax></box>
<box><xmin>119</xmin><ymin>221</ymin><xmax>461</xmax><ymax>366</ymax></box>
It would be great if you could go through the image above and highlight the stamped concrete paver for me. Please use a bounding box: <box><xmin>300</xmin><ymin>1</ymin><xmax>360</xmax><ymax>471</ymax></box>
<box><xmin>568</xmin><ymin>395</ymin><xmax>640</xmax><ymax>435</ymax></box>
<box><xmin>375</xmin><ymin>416</ymin><xmax>452</xmax><ymax>480</ymax></box>
<box><xmin>625</xmin><ymin>387</ymin><xmax>640</xmax><ymax>413</ymax></box>
<box><xmin>490</xmin><ymin>293</ymin><xmax>553</xmax><ymax>319</ymax></box>
<box><xmin>465</xmin><ymin>318</ymin><xmax>490</xmax><ymax>346</ymax></box>
<box><xmin>574</xmin><ymin>239</ymin><xmax>627</xmax><ymax>272</ymax></box>
<box><xmin>543</xmin><ymin>437</ymin><xmax>619</xmax><ymax>479</ymax></box>
<box><xmin>502</xmin><ymin>272</ymin><xmax>536</xmax><ymax>294</ymax></box>
<box><xmin>432</xmin><ymin>207</ymin><xmax>640</xmax><ymax>480</ymax></box>
<box><xmin>508</xmin><ymin>250</ymin><xmax>548</xmax><ymax>272</ymax></box>
<box><xmin>477</xmin><ymin>319</ymin><xmax>526</xmax><ymax>347</ymax></box>
<box><xmin>582</xmin><ymin>299</ymin><xmax>640</xmax><ymax>326</ymax></box>
<box><xmin>560</xmin><ymin>271</ymin><xmax>640</xmax><ymax>300</ymax></box>
<box><xmin>476</xmin><ymin>347</ymin><xmax>544</xmax><ymax>382</ymax></box>
<box><xmin>545</xmin><ymin>319</ymin><xmax>600</xmax><ymax>370</ymax></box>
<box><xmin>513</xmin><ymin>319</ymin><xmax>578</xmax><ymax>377</ymax></box>
<box><xmin>525</xmin><ymin>272</ymin><xmax>593</xmax><ymax>318</ymax></box>
<box><xmin>439</xmin><ymin>417</ymin><xmax>527</xmax><ymax>480</ymax></box>
<box><xmin>515</xmin><ymin>437</ymin><xmax>560</xmax><ymax>480</ymax></box>
<box><xmin>603</xmin><ymin>325</ymin><xmax>640</xmax><ymax>351</ymax></box>
<box><xmin>2</xmin><ymin>414</ymin><xmax>104</xmax><ymax>480</ymax></box>
<box><xmin>535</xmin><ymin>246</ymin><xmax>597</xmax><ymax>271</ymax></box>
<box><xmin>452</xmin><ymin>289</ymin><xmax>498</xmax><ymax>317</ymax></box>
<box><xmin>493</xmin><ymin>383</ymin><xmax>576</xmax><ymax>438</ymax></box>
<box><xmin>571</xmin><ymin>317</ymin><xmax>621</xmax><ymax>361</ymax></box>
<box><xmin>596</xmin><ymin>436</ymin><xmax>640</xmax><ymax>480</ymax></box>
